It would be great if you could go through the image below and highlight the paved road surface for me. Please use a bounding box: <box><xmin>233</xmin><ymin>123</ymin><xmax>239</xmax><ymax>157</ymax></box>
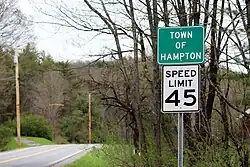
<box><xmin>0</xmin><ymin>144</ymin><xmax>101</xmax><ymax>167</ymax></box>
<box><xmin>14</xmin><ymin>138</ymin><xmax>40</xmax><ymax>146</ymax></box>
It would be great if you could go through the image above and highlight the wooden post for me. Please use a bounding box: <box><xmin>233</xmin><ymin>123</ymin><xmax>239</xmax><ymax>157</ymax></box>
<box><xmin>15</xmin><ymin>50</ymin><xmax>21</xmax><ymax>149</ymax></box>
<box><xmin>88</xmin><ymin>92</ymin><xmax>91</xmax><ymax>144</ymax></box>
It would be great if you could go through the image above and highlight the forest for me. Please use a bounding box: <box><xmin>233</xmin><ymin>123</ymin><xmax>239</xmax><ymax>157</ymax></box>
<box><xmin>1</xmin><ymin>0</ymin><xmax>250</xmax><ymax>166</ymax></box>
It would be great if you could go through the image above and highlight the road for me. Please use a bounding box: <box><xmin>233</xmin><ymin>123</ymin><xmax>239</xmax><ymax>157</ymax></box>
<box><xmin>0</xmin><ymin>144</ymin><xmax>101</xmax><ymax>167</ymax></box>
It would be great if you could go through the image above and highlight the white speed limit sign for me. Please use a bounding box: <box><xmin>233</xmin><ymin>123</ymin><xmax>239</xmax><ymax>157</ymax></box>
<box><xmin>161</xmin><ymin>64</ymin><xmax>200</xmax><ymax>113</ymax></box>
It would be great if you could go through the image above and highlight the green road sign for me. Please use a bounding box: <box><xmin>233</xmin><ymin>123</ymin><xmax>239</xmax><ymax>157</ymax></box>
<box><xmin>157</xmin><ymin>26</ymin><xmax>204</xmax><ymax>65</ymax></box>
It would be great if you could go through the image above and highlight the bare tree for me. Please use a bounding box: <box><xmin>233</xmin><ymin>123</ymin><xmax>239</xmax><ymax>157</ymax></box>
<box><xmin>0</xmin><ymin>0</ymin><xmax>33</xmax><ymax>48</ymax></box>
<box><xmin>30</xmin><ymin>71</ymin><xmax>68</xmax><ymax>136</ymax></box>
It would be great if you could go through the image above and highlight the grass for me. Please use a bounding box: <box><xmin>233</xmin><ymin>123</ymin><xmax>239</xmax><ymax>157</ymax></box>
<box><xmin>66</xmin><ymin>144</ymin><xmax>138</xmax><ymax>167</ymax></box>
<box><xmin>67</xmin><ymin>146</ymin><xmax>109</xmax><ymax>167</ymax></box>
<box><xmin>5</xmin><ymin>138</ymin><xmax>29</xmax><ymax>151</ymax></box>
<box><xmin>67</xmin><ymin>149</ymin><xmax>109</xmax><ymax>167</ymax></box>
<box><xmin>23</xmin><ymin>136</ymin><xmax>55</xmax><ymax>145</ymax></box>
<box><xmin>3</xmin><ymin>136</ymin><xmax>55</xmax><ymax>152</ymax></box>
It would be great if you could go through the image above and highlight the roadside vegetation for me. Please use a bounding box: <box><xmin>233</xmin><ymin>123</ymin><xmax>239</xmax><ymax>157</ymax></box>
<box><xmin>3</xmin><ymin>136</ymin><xmax>55</xmax><ymax>152</ymax></box>
<box><xmin>66</xmin><ymin>141</ymin><xmax>242</xmax><ymax>167</ymax></box>
<box><xmin>66</xmin><ymin>145</ymin><xmax>137</xmax><ymax>167</ymax></box>
<box><xmin>0</xmin><ymin>114</ymin><xmax>55</xmax><ymax>151</ymax></box>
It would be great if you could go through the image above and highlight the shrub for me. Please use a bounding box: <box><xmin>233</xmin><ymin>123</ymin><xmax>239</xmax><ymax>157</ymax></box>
<box><xmin>0</xmin><ymin>125</ymin><xmax>14</xmax><ymax>151</ymax></box>
<box><xmin>21</xmin><ymin>114</ymin><xmax>53</xmax><ymax>140</ymax></box>
<box><xmin>184</xmin><ymin>143</ymin><xmax>241</xmax><ymax>167</ymax></box>
<box><xmin>60</xmin><ymin>110</ymin><xmax>87</xmax><ymax>143</ymax></box>
<box><xmin>54</xmin><ymin>135</ymin><xmax>69</xmax><ymax>144</ymax></box>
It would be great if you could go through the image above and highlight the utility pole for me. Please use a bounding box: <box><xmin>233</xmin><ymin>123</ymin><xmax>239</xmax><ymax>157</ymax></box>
<box><xmin>14</xmin><ymin>49</ymin><xmax>21</xmax><ymax>149</ymax></box>
<box><xmin>88</xmin><ymin>92</ymin><xmax>91</xmax><ymax>144</ymax></box>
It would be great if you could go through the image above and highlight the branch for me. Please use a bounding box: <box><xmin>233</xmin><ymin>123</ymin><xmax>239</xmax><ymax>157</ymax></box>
<box><xmin>208</xmin><ymin>77</ymin><xmax>250</xmax><ymax>118</ymax></box>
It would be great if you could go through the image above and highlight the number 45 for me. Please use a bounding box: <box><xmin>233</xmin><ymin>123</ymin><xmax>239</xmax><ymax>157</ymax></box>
<box><xmin>165</xmin><ymin>89</ymin><xmax>196</xmax><ymax>106</ymax></box>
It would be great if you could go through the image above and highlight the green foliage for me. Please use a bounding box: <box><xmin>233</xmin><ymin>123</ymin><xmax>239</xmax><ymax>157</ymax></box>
<box><xmin>60</xmin><ymin>93</ymin><xmax>89</xmax><ymax>143</ymax></box>
<box><xmin>3</xmin><ymin>119</ymin><xmax>16</xmax><ymax>130</ymax></box>
<box><xmin>0</xmin><ymin>44</ymin><xmax>57</xmax><ymax>123</ymax></box>
<box><xmin>57</xmin><ymin>62</ymin><xmax>83</xmax><ymax>117</ymax></box>
<box><xmin>54</xmin><ymin>135</ymin><xmax>70</xmax><ymax>144</ymax></box>
<box><xmin>72</xmin><ymin>94</ymin><xmax>89</xmax><ymax>113</ymax></box>
<box><xmin>184</xmin><ymin>143</ymin><xmax>241</xmax><ymax>167</ymax></box>
<box><xmin>23</xmin><ymin>136</ymin><xmax>55</xmax><ymax>145</ymax></box>
<box><xmin>60</xmin><ymin>94</ymin><xmax>104</xmax><ymax>143</ymax></box>
<box><xmin>5</xmin><ymin>138</ymin><xmax>29</xmax><ymax>151</ymax></box>
<box><xmin>0</xmin><ymin>125</ymin><xmax>14</xmax><ymax>151</ymax></box>
<box><xmin>0</xmin><ymin>49</ymin><xmax>16</xmax><ymax>122</ymax></box>
<box><xmin>21</xmin><ymin>114</ymin><xmax>53</xmax><ymax>140</ymax></box>
<box><xmin>40</xmin><ymin>54</ymin><xmax>56</xmax><ymax>69</ymax></box>
<box><xmin>19</xmin><ymin>43</ymin><xmax>41</xmax><ymax>77</ymax></box>
<box><xmin>3</xmin><ymin>136</ymin><xmax>54</xmax><ymax>152</ymax></box>
<box><xmin>148</xmin><ymin>138</ymin><xmax>176</xmax><ymax>167</ymax></box>
<box><xmin>60</xmin><ymin>110</ymin><xmax>87</xmax><ymax>143</ymax></box>
<box><xmin>66</xmin><ymin>144</ymin><xmax>136</xmax><ymax>167</ymax></box>
<box><xmin>66</xmin><ymin>141</ymin><xmax>244</xmax><ymax>167</ymax></box>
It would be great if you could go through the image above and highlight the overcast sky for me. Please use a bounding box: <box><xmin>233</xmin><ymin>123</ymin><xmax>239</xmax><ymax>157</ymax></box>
<box><xmin>18</xmin><ymin>0</ymin><xmax>119</xmax><ymax>62</ymax></box>
<box><xmin>17</xmin><ymin>0</ymin><xmax>248</xmax><ymax>73</ymax></box>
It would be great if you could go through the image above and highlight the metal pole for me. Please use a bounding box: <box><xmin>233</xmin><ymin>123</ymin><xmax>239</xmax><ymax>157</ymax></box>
<box><xmin>178</xmin><ymin>113</ymin><xmax>184</xmax><ymax>167</ymax></box>
<box><xmin>15</xmin><ymin>50</ymin><xmax>21</xmax><ymax>149</ymax></box>
<box><xmin>88</xmin><ymin>92</ymin><xmax>91</xmax><ymax>144</ymax></box>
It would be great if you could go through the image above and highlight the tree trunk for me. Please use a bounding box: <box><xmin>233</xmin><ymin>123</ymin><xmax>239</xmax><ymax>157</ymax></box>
<box><xmin>197</xmin><ymin>0</ymin><xmax>210</xmax><ymax>141</ymax></box>
<box><xmin>129</xmin><ymin>0</ymin><xmax>148</xmax><ymax>165</ymax></box>
<box><xmin>146</xmin><ymin>0</ymin><xmax>162</xmax><ymax>166</ymax></box>
<box><xmin>221</xmin><ymin>45</ymin><xmax>230</xmax><ymax>148</ymax></box>
<box><xmin>220</xmin><ymin>96</ymin><xmax>229</xmax><ymax>146</ymax></box>
<box><xmin>205</xmin><ymin>0</ymin><xmax>218</xmax><ymax>143</ymax></box>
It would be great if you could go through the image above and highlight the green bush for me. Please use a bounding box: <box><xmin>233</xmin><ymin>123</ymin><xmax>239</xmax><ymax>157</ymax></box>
<box><xmin>54</xmin><ymin>135</ymin><xmax>69</xmax><ymax>144</ymax></box>
<box><xmin>3</xmin><ymin>119</ymin><xmax>16</xmax><ymax>130</ymax></box>
<box><xmin>21</xmin><ymin>114</ymin><xmax>53</xmax><ymax>140</ymax></box>
<box><xmin>60</xmin><ymin>110</ymin><xmax>87</xmax><ymax>143</ymax></box>
<box><xmin>184</xmin><ymin>143</ymin><xmax>241</xmax><ymax>167</ymax></box>
<box><xmin>0</xmin><ymin>125</ymin><xmax>14</xmax><ymax>151</ymax></box>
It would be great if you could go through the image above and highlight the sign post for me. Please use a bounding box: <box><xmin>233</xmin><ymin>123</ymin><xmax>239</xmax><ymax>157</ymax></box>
<box><xmin>178</xmin><ymin>113</ymin><xmax>184</xmax><ymax>167</ymax></box>
<box><xmin>157</xmin><ymin>26</ymin><xmax>204</xmax><ymax>167</ymax></box>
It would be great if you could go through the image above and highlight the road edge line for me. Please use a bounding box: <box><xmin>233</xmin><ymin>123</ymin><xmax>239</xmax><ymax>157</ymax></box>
<box><xmin>47</xmin><ymin>147</ymin><xmax>93</xmax><ymax>167</ymax></box>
